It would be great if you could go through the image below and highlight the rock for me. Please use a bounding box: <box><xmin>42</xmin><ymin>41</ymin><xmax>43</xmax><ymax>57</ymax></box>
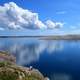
<box><xmin>0</xmin><ymin>51</ymin><xmax>16</xmax><ymax>63</ymax></box>
<box><xmin>44</xmin><ymin>77</ymin><xmax>50</xmax><ymax>80</ymax></box>
<box><xmin>0</xmin><ymin>51</ymin><xmax>48</xmax><ymax>80</ymax></box>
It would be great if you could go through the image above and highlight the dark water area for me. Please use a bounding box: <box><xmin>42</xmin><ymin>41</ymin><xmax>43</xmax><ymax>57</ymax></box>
<box><xmin>0</xmin><ymin>38</ymin><xmax>80</xmax><ymax>80</ymax></box>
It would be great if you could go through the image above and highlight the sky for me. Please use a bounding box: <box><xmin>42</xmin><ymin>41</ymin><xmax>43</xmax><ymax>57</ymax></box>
<box><xmin>0</xmin><ymin>0</ymin><xmax>80</xmax><ymax>35</ymax></box>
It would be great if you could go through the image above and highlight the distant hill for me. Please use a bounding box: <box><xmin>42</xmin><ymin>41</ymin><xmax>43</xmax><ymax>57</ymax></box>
<box><xmin>0</xmin><ymin>35</ymin><xmax>80</xmax><ymax>40</ymax></box>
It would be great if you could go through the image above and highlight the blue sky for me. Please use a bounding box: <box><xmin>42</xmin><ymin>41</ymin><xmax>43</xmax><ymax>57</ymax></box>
<box><xmin>0</xmin><ymin>0</ymin><xmax>80</xmax><ymax>35</ymax></box>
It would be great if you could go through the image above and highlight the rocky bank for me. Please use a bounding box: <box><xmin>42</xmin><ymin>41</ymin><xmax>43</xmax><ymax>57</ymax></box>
<box><xmin>0</xmin><ymin>51</ymin><xmax>49</xmax><ymax>80</ymax></box>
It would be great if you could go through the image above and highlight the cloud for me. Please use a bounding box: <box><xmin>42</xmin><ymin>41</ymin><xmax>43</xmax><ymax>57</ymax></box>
<box><xmin>45</xmin><ymin>20</ymin><xmax>63</xmax><ymax>29</ymax></box>
<box><xmin>70</xmin><ymin>26</ymin><xmax>77</xmax><ymax>29</ymax></box>
<box><xmin>56</xmin><ymin>11</ymin><xmax>66</xmax><ymax>15</ymax></box>
<box><xmin>0</xmin><ymin>2</ymin><xmax>63</xmax><ymax>30</ymax></box>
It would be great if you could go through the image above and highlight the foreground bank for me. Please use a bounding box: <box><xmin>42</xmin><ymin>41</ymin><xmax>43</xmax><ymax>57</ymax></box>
<box><xmin>0</xmin><ymin>51</ymin><xmax>49</xmax><ymax>80</ymax></box>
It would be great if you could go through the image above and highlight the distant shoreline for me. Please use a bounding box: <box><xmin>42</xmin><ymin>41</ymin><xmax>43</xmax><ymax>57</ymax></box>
<box><xmin>0</xmin><ymin>35</ymin><xmax>80</xmax><ymax>40</ymax></box>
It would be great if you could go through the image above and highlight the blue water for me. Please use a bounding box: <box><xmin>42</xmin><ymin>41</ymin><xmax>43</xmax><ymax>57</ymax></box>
<box><xmin>0</xmin><ymin>38</ymin><xmax>80</xmax><ymax>80</ymax></box>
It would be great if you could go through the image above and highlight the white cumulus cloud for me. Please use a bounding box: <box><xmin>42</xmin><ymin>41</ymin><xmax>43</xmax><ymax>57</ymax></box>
<box><xmin>45</xmin><ymin>20</ymin><xmax>63</xmax><ymax>29</ymax></box>
<box><xmin>56</xmin><ymin>11</ymin><xmax>67</xmax><ymax>15</ymax></box>
<box><xmin>0</xmin><ymin>2</ymin><xmax>63</xmax><ymax>30</ymax></box>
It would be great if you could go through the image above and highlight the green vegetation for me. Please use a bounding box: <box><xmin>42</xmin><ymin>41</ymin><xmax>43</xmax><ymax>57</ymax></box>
<box><xmin>0</xmin><ymin>51</ymin><xmax>47</xmax><ymax>80</ymax></box>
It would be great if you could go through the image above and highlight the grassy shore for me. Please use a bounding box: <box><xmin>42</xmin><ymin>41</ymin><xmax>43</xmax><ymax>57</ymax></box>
<box><xmin>0</xmin><ymin>51</ymin><xmax>48</xmax><ymax>80</ymax></box>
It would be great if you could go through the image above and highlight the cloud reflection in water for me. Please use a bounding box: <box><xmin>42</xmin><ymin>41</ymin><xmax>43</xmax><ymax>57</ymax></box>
<box><xmin>50</xmin><ymin>73</ymin><xmax>72</xmax><ymax>80</ymax></box>
<box><xmin>0</xmin><ymin>38</ymin><xmax>80</xmax><ymax>80</ymax></box>
<box><xmin>0</xmin><ymin>38</ymin><xmax>63</xmax><ymax>65</ymax></box>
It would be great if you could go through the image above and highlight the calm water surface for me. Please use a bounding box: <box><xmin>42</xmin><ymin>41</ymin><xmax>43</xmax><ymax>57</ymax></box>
<box><xmin>0</xmin><ymin>38</ymin><xmax>80</xmax><ymax>80</ymax></box>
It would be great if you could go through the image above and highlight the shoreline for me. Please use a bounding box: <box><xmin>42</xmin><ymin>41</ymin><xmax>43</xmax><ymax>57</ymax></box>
<box><xmin>0</xmin><ymin>51</ymin><xmax>49</xmax><ymax>80</ymax></box>
<box><xmin>0</xmin><ymin>35</ymin><xmax>80</xmax><ymax>40</ymax></box>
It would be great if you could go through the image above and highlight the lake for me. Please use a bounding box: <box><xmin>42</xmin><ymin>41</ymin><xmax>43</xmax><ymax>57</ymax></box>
<box><xmin>0</xmin><ymin>38</ymin><xmax>80</xmax><ymax>80</ymax></box>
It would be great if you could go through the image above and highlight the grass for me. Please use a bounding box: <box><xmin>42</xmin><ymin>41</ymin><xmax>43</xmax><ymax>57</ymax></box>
<box><xmin>0</xmin><ymin>52</ymin><xmax>45</xmax><ymax>80</ymax></box>
<box><xmin>0</xmin><ymin>70</ymin><xmax>18</xmax><ymax>80</ymax></box>
<box><xmin>0</xmin><ymin>61</ymin><xmax>44</xmax><ymax>80</ymax></box>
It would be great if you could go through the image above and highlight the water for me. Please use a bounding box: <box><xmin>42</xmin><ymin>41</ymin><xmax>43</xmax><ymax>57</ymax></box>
<box><xmin>0</xmin><ymin>38</ymin><xmax>80</xmax><ymax>80</ymax></box>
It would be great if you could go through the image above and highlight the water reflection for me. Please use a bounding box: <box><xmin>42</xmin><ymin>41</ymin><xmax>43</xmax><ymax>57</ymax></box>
<box><xmin>0</xmin><ymin>38</ymin><xmax>64</xmax><ymax>65</ymax></box>
<box><xmin>47</xmin><ymin>41</ymin><xmax>63</xmax><ymax>53</ymax></box>
<box><xmin>0</xmin><ymin>38</ymin><xmax>80</xmax><ymax>80</ymax></box>
<box><xmin>50</xmin><ymin>73</ymin><xmax>72</xmax><ymax>80</ymax></box>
